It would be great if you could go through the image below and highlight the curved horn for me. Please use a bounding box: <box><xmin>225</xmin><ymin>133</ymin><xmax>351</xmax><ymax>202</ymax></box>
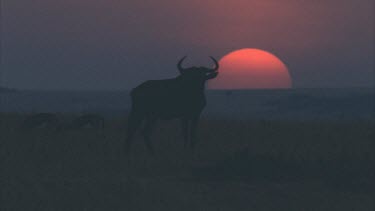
<box><xmin>209</xmin><ymin>56</ymin><xmax>219</xmax><ymax>71</ymax></box>
<box><xmin>177</xmin><ymin>56</ymin><xmax>188</xmax><ymax>73</ymax></box>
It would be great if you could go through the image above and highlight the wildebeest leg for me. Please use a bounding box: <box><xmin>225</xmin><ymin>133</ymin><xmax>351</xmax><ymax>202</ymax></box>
<box><xmin>181</xmin><ymin>119</ymin><xmax>189</xmax><ymax>148</ymax></box>
<box><xmin>125</xmin><ymin>111</ymin><xmax>143</xmax><ymax>155</ymax></box>
<box><xmin>142</xmin><ymin>117</ymin><xmax>156</xmax><ymax>156</ymax></box>
<box><xmin>190</xmin><ymin>116</ymin><xmax>200</xmax><ymax>150</ymax></box>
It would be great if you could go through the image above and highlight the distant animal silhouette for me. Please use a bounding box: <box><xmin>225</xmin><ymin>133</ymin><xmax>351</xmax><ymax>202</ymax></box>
<box><xmin>69</xmin><ymin>114</ymin><xmax>105</xmax><ymax>130</ymax></box>
<box><xmin>20</xmin><ymin>113</ymin><xmax>61</xmax><ymax>131</ymax></box>
<box><xmin>125</xmin><ymin>56</ymin><xmax>219</xmax><ymax>155</ymax></box>
<box><xmin>226</xmin><ymin>90</ymin><xmax>233</xmax><ymax>96</ymax></box>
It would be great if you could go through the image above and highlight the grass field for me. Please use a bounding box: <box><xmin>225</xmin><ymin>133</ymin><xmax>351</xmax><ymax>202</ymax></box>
<box><xmin>1</xmin><ymin>113</ymin><xmax>374</xmax><ymax>210</ymax></box>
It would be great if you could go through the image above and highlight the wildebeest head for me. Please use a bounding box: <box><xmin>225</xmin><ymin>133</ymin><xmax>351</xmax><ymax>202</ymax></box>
<box><xmin>177</xmin><ymin>56</ymin><xmax>219</xmax><ymax>82</ymax></box>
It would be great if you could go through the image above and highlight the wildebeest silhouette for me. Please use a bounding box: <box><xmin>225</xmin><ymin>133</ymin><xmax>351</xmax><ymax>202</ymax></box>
<box><xmin>20</xmin><ymin>113</ymin><xmax>61</xmax><ymax>131</ymax></box>
<box><xmin>125</xmin><ymin>56</ymin><xmax>219</xmax><ymax>155</ymax></box>
<box><xmin>69</xmin><ymin>114</ymin><xmax>105</xmax><ymax>130</ymax></box>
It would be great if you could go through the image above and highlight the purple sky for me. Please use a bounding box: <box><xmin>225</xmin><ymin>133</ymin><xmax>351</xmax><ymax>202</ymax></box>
<box><xmin>1</xmin><ymin>0</ymin><xmax>374</xmax><ymax>90</ymax></box>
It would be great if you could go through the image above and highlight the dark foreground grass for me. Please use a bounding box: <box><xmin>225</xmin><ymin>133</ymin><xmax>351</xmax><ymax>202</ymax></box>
<box><xmin>1</xmin><ymin>113</ymin><xmax>374</xmax><ymax>210</ymax></box>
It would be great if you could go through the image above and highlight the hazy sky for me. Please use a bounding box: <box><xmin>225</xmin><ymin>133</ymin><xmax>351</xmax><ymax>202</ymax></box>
<box><xmin>1</xmin><ymin>0</ymin><xmax>374</xmax><ymax>90</ymax></box>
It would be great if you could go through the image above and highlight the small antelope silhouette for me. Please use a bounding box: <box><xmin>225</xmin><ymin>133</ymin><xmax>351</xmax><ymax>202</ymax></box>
<box><xmin>125</xmin><ymin>56</ymin><xmax>219</xmax><ymax>155</ymax></box>
<box><xmin>20</xmin><ymin>113</ymin><xmax>61</xmax><ymax>131</ymax></box>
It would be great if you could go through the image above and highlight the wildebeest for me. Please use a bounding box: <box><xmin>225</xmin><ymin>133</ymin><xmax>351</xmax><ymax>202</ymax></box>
<box><xmin>20</xmin><ymin>113</ymin><xmax>61</xmax><ymax>131</ymax></box>
<box><xmin>125</xmin><ymin>56</ymin><xmax>219</xmax><ymax>155</ymax></box>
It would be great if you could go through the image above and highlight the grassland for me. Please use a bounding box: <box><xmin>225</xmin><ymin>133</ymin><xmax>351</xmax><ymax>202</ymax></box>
<box><xmin>1</xmin><ymin>113</ymin><xmax>374</xmax><ymax>210</ymax></box>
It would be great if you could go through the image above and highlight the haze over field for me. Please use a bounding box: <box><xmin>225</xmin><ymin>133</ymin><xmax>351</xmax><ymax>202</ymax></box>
<box><xmin>1</xmin><ymin>89</ymin><xmax>373</xmax><ymax>120</ymax></box>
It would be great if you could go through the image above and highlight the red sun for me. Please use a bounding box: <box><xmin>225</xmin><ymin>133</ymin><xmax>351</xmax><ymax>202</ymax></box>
<box><xmin>208</xmin><ymin>48</ymin><xmax>292</xmax><ymax>89</ymax></box>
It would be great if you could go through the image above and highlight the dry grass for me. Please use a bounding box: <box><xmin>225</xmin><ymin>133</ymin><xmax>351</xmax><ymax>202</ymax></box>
<box><xmin>1</xmin><ymin>113</ymin><xmax>374</xmax><ymax>210</ymax></box>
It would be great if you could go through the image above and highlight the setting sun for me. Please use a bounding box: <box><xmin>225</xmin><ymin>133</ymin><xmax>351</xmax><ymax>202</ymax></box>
<box><xmin>209</xmin><ymin>49</ymin><xmax>292</xmax><ymax>89</ymax></box>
